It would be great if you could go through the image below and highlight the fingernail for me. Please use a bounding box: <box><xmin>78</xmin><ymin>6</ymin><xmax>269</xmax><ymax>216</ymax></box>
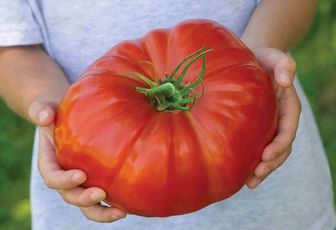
<box><xmin>278</xmin><ymin>72</ymin><xmax>290</xmax><ymax>85</ymax></box>
<box><xmin>72</xmin><ymin>173</ymin><xmax>84</xmax><ymax>183</ymax></box>
<box><xmin>39</xmin><ymin>110</ymin><xmax>49</xmax><ymax>123</ymax></box>
<box><xmin>90</xmin><ymin>192</ymin><xmax>105</xmax><ymax>201</ymax></box>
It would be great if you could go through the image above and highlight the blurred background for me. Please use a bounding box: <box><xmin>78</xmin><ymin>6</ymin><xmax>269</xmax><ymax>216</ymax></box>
<box><xmin>0</xmin><ymin>0</ymin><xmax>335</xmax><ymax>229</ymax></box>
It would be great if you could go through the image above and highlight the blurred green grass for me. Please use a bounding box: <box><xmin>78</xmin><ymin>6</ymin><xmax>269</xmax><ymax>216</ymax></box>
<box><xmin>0</xmin><ymin>1</ymin><xmax>335</xmax><ymax>229</ymax></box>
<box><xmin>292</xmin><ymin>0</ymin><xmax>336</xmax><ymax>202</ymax></box>
<box><xmin>0</xmin><ymin>101</ymin><xmax>33</xmax><ymax>229</ymax></box>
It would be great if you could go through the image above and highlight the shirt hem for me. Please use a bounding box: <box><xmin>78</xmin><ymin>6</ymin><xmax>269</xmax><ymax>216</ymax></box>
<box><xmin>0</xmin><ymin>29</ymin><xmax>43</xmax><ymax>46</ymax></box>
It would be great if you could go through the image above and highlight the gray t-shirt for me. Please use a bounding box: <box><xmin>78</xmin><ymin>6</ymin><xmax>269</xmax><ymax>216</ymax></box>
<box><xmin>1</xmin><ymin>1</ymin><xmax>335</xmax><ymax>229</ymax></box>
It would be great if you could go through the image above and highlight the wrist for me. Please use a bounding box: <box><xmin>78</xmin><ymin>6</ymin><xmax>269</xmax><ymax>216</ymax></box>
<box><xmin>24</xmin><ymin>84</ymin><xmax>69</xmax><ymax>119</ymax></box>
<box><xmin>0</xmin><ymin>45</ymin><xmax>70</xmax><ymax>121</ymax></box>
<box><xmin>241</xmin><ymin>35</ymin><xmax>271</xmax><ymax>53</ymax></box>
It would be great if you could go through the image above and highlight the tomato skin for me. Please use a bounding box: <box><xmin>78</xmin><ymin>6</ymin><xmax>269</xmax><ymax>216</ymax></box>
<box><xmin>54</xmin><ymin>19</ymin><xmax>277</xmax><ymax>217</ymax></box>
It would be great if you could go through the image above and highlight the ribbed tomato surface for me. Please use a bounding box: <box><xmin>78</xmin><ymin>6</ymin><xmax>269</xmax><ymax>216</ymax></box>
<box><xmin>54</xmin><ymin>19</ymin><xmax>277</xmax><ymax>217</ymax></box>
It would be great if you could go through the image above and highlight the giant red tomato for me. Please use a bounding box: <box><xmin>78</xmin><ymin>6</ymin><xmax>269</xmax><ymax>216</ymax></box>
<box><xmin>54</xmin><ymin>19</ymin><xmax>277</xmax><ymax>217</ymax></box>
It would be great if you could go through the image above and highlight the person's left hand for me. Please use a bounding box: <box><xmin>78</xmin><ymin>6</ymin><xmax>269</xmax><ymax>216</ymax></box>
<box><xmin>245</xmin><ymin>47</ymin><xmax>302</xmax><ymax>189</ymax></box>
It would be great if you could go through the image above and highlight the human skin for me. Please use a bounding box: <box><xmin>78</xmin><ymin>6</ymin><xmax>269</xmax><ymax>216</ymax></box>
<box><xmin>0</xmin><ymin>46</ymin><xmax>127</xmax><ymax>222</ymax></box>
<box><xmin>241</xmin><ymin>0</ymin><xmax>317</xmax><ymax>188</ymax></box>
<box><xmin>0</xmin><ymin>0</ymin><xmax>317</xmax><ymax>223</ymax></box>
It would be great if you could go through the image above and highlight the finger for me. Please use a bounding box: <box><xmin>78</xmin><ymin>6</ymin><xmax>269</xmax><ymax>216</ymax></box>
<box><xmin>255</xmin><ymin>147</ymin><xmax>292</xmax><ymax>179</ymax></box>
<box><xmin>38</xmin><ymin>129</ymin><xmax>86</xmax><ymax>189</ymax></box>
<box><xmin>255</xmin><ymin>48</ymin><xmax>296</xmax><ymax>87</ymax></box>
<box><xmin>59</xmin><ymin>187</ymin><xmax>106</xmax><ymax>207</ymax></box>
<box><xmin>28</xmin><ymin>101</ymin><xmax>56</xmax><ymax>126</ymax></box>
<box><xmin>262</xmin><ymin>86</ymin><xmax>301</xmax><ymax>161</ymax></box>
<box><xmin>246</xmin><ymin>147</ymin><xmax>292</xmax><ymax>189</ymax></box>
<box><xmin>274</xmin><ymin>54</ymin><xmax>296</xmax><ymax>88</ymax></box>
<box><xmin>81</xmin><ymin>205</ymin><xmax>127</xmax><ymax>223</ymax></box>
<box><xmin>245</xmin><ymin>176</ymin><xmax>262</xmax><ymax>190</ymax></box>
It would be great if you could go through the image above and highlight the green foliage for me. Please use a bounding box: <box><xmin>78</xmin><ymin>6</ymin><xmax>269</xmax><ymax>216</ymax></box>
<box><xmin>0</xmin><ymin>1</ymin><xmax>335</xmax><ymax>228</ymax></box>
<box><xmin>292</xmin><ymin>0</ymin><xmax>336</xmax><ymax>201</ymax></box>
<box><xmin>0</xmin><ymin>100</ymin><xmax>34</xmax><ymax>229</ymax></box>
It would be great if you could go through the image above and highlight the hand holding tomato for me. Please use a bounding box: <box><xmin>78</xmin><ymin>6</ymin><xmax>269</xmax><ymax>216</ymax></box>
<box><xmin>244</xmin><ymin>47</ymin><xmax>302</xmax><ymax>189</ymax></box>
<box><xmin>28</xmin><ymin>101</ymin><xmax>126</xmax><ymax>223</ymax></box>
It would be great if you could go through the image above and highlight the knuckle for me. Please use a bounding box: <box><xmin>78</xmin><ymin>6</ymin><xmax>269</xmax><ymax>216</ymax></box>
<box><xmin>61</xmin><ymin>194</ymin><xmax>72</xmax><ymax>205</ymax></box>
<box><xmin>276</xmin><ymin>154</ymin><xmax>290</xmax><ymax>168</ymax></box>
<box><xmin>290</xmin><ymin>58</ymin><xmax>297</xmax><ymax>70</ymax></box>
<box><xmin>77</xmin><ymin>196</ymin><xmax>91</xmax><ymax>207</ymax></box>
<box><xmin>258</xmin><ymin>164</ymin><xmax>272</xmax><ymax>178</ymax></box>
<box><xmin>37</xmin><ymin>161</ymin><xmax>42</xmax><ymax>173</ymax></box>
<box><xmin>255</xmin><ymin>167</ymin><xmax>263</xmax><ymax>177</ymax></box>
<box><xmin>81</xmin><ymin>209</ymin><xmax>91</xmax><ymax>220</ymax></box>
<box><xmin>37</xmin><ymin>156</ymin><xmax>44</xmax><ymax>174</ymax></box>
<box><xmin>283</xmin><ymin>149</ymin><xmax>292</xmax><ymax>159</ymax></box>
<box><xmin>81</xmin><ymin>209</ymin><xmax>98</xmax><ymax>222</ymax></box>
<box><xmin>63</xmin><ymin>193</ymin><xmax>80</xmax><ymax>206</ymax></box>
<box><xmin>276</xmin><ymin>159</ymin><xmax>286</xmax><ymax>168</ymax></box>
<box><xmin>265</xmin><ymin>163</ymin><xmax>275</xmax><ymax>173</ymax></box>
<box><xmin>292</xmin><ymin>130</ymin><xmax>298</xmax><ymax>141</ymax></box>
<box><xmin>297</xmin><ymin>100</ymin><xmax>302</xmax><ymax>113</ymax></box>
<box><xmin>37</xmin><ymin>166</ymin><xmax>45</xmax><ymax>180</ymax></box>
<box><xmin>43</xmin><ymin>178</ymin><xmax>54</xmax><ymax>189</ymax></box>
<box><xmin>273</xmin><ymin>140</ymin><xmax>287</xmax><ymax>152</ymax></box>
<box><xmin>282</xmin><ymin>56</ymin><xmax>296</xmax><ymax>70</ymax></box>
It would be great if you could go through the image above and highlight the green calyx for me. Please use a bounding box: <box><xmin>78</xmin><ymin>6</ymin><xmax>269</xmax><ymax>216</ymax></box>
<box><xmin>129</xmin><ymin>48</ymin><xmax>213</xmax><ymax>112</ymax></box>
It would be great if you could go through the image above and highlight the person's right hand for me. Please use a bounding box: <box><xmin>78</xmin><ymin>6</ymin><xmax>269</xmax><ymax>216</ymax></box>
<box><xmin>28</xmin><ymin>101</ymin><xmax>127</xmax><ymax>223</ymax></box>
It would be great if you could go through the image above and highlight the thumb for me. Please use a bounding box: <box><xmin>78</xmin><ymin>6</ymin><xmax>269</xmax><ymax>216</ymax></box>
<box><xmin>253</xmin><ymin>48</ymin><xmax>296</xmax><ymax>88</ymax></box>
<box><xmin>28</xmin><ymin>101</ymin><xmax>56</xmax><ymax>127</ymax></box>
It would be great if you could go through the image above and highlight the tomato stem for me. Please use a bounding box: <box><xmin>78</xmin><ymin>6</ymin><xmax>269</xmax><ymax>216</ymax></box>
<box><xmin>128</xmin><ymin>48</ymin><xmax>213</xmax><ymax>112</ymax></box>
<box><xmin>136</xmin><ymin>82</ymin><xmax>175</xmax><ymax>97</ymax></box>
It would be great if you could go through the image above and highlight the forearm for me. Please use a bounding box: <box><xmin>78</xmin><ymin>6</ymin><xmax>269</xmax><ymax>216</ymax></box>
<box><xmin>241</xmin><ymin>0</ymin><xmax>317</xmax><ymax>51</ymax></box>
<box><xmin>0</xmin><ymin>45</ymin><xmax>69</xmax><ymax>120</ymax></box>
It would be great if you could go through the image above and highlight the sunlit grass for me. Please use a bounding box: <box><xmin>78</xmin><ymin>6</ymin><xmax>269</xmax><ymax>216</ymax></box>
<box><xmin>11</xmin><ymin>199</ymin><xmax>31</xmax><ymax>223</ymax></box>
